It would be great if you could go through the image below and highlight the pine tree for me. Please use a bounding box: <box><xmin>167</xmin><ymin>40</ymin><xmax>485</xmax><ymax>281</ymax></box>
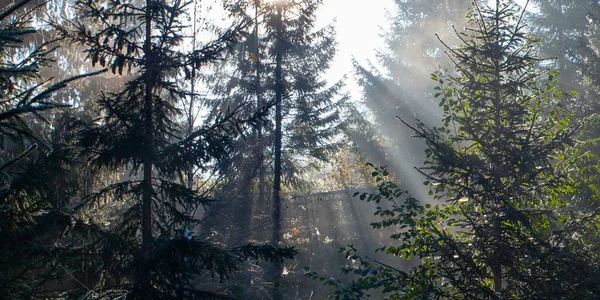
<box><xmin>207</xmin><ymin>0</ymin><xmax>345</xmax><ymax>188</ymax></box>
<box><xmin>204</xmin><ymin>1</ymin><xmax>344</xmax><ymax>297</ymax></box>
<box><xmin>53</xmin><ymin>0</ymin><xmax>296</xmax><ymax>298</ymax></box>
<box><xmin>0</xmin><ymin>0</ymin><xmax>105</xmax><ymax>297</ymax></box>
<box><xmin>316</xmin><ymin>1</ymin><xmax>600</xmax><ymax>298</ymax></box>
<box><xmin>527</xmin><ymin>0</ymin><xmax>598</xmax><ymax>94</ymax></box>
<box><xmin>579</xmin><ymin>2</ymin><xmax>600</xmax><ymax>114</ymax></box>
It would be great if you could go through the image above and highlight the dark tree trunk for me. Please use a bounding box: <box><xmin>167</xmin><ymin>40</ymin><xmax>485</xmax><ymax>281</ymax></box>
<box><xmin>255</xmin><ymin>0</ymin><xmax>265</xmax><ymax>205</ymax></box>
<box><xmin>186</xmin><ymin>0</ymin><xmax>198</xmax><ymax>190</ymax></box>
<box><xmin>492</xmin><ymin>2</ymin><xmax>502</xmax><ymax>295</ymax></box>
<box><xmin>271</xmin><ymin>3</ymin><xmax>283</xmax><ymax>299</ymax></box>
<box><xmin>141</xmin><ymin>0</ymin><xmax>154</xmax><ymax>296</ymax></box>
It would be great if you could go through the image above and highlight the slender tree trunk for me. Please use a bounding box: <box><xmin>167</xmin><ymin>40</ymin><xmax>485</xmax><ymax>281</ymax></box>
<box><xmin>255</xmin><ymin>0</ymin><xmax>266</xmax><ymax>205</ymax></box>
<box><xmin>492</xmin><ymin>224</ymin><xmax>502</xmax><ymax>296</ymax></box>
<box><xmin>491</xmin><ymin>1</ymin><xmax>502</xmax><ymax>296</ymax></box>
<box><xmin>187</xmin><ymin>0</ymin><xmax>198</xmax><ymax>190</ymax></box>
<box><xmin>141</xmin><ymin>0</ymin><xmax>154</xmax><ymax>296</ymax></box>
<box><xmin>271</xmin><ymin>3</ymin><xmax>283</xmax><ymax>299</ymax></box>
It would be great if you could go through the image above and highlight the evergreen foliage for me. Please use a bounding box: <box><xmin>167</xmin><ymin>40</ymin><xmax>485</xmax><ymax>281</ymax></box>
<box><xmin>52</xmin><ymin>0</ymin><xmax>296</xmax><ymax>298</ymax></box>
<box><xmin>202</xmin><ymin>1</ymin><xmax>345</xmax><ymax>297</ymax></box>
<box><xmin>207</xmin><ymin>0</ymin><xmax>346</xmax><ymax>188</ymax></box>
<box><xmin>0</xmin><ymin>1</ymin><xmax>104</xmax><ymax>297</ymax></box>
<box><xmin>582</xmin><ymin>3</ymin><xmax>600</xmax><ymax>113</ymax></box>
<box><xmin>527</xmin><ymin>0</ymin><xmax>598</xmax><ymax>94</ymax></box>
<box><xmin>314</xmin><ymin>1</ymin><xmax>600</xmax><ymax>298</ymax></box>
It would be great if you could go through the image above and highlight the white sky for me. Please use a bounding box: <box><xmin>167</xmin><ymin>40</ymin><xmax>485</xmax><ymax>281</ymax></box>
<box><xmin>316</xmin><ymin>0</ymin><xmax>395</xmax><ymax>97</ymax></box>
<box><xmin>316</xmin><ymin>0</ymin><xmax>532</xmax><ymax>98</ymax></box>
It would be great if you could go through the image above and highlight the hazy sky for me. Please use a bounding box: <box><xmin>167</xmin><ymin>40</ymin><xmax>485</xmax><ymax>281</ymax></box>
<box><xmin>317</xmin><ymin>0</ymin><xmax>532</xmax><ymax>98</ymax></box>
<box><xmin>316</xmin><ymin>0</ymin><xmax>395</xmax><ymax>97</ymax></box>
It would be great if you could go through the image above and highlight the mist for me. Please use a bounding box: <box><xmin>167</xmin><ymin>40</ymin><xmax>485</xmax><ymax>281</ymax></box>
<box><xmin>3</xmin><ymin>0</ymin><xmax>600</xmax><ymax>298</ymax></box>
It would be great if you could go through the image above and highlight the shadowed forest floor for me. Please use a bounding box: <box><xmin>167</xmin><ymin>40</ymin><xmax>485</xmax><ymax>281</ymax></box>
<box><xmin>196</xmin><ymin>187</ymin><xmax>414</xmax><ymax>298</ymax></box>
<box><xmin>280</xmin><ymin>190</ymin><xmax>415</xmax><ymax>299</ymax></box>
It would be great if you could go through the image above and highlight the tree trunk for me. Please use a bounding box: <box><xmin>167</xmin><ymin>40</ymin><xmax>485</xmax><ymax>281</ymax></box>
<box><xmin>491</xmin><ymin>2</ymin><xmax>502</xmax><ymax>296</ymax></box>
<box><xmin>255</xmin><ymin>0</ymin><xmax>265</xmax><ymax>205</ymax></box>
<box><xmin>271</xmin><ymin>3</ymin><xmax>283</xmax><ymax>299</ymax></box>
<box><xmin>186</xmin><ymin>0</ymin><xmax>198</xmax><ymax>190</ymax></box>
<box><xmin>141</xmin><ymin>0</ymin><xmax>154</xmax><ymax>297</ymax></box>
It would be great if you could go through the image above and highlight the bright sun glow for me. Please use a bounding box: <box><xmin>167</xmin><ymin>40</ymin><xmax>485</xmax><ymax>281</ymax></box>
<box><xmin>317</xmin><ymin>0</ymin><xmax>394</xmax><ymax>96</ymax></box>
<box><xmin>318</xmin><ymin>0</ymin><xmax>533</xmax><ymax>99</ymax></box>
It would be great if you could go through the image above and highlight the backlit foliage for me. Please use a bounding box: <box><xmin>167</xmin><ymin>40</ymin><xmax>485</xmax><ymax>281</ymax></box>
<box><xmin>314</xmin><ymin>1</ymin><xmax>600</xmax><ymax>299</ymax></box>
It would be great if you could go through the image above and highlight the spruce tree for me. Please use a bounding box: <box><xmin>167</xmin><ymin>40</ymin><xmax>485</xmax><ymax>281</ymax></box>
<box><xmin>207</xmin><ymin>0</ymin><xmax>344</xmax><ymax>188</ymax></box>
<box><xmin>0</xmin><ymin>0</ymin><xmax>104</xmax><ymax>297</ymax></box>
<box><xmin>579</xmin><ymin>3</ymin><xmax>600</xmax><ymax>115</ymax></box>
<box><xmin>204</xmin><ymin>0</ymin><xmax>344</xmax><ymax>296</ymax></box>
<box><xmin>527</xmin><ymin>0</ymin><xmax>598</xmax><ymax>94</ymax></box>
<box><xmin>54</xmin><ymin>0</ymin><xmax>296</xmax><ymax>298</ymax></box>
<box><xmin>317</xmin><ymin>1</ymin><xmax>600</xmax><ymax>298</ymax></box>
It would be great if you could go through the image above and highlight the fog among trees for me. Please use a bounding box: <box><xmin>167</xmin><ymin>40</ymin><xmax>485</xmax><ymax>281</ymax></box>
<box><xmin>3</xmin><ymin>0</ymin><xmax>600</xmax><ymax>299</ymax></box>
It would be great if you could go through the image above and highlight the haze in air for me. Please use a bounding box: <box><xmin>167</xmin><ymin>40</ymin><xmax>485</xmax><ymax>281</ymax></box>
<box><xmin>2</xmin><ymin>0</ymin><xmax>600</xmax><ymax>299</ymax></box>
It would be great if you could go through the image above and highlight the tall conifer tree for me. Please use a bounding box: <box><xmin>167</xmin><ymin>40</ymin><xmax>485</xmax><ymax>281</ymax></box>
<box><xmin>55</xmin><ymin>0</ymin><xmax>295</xmax><ymax>297</ymax></box>
<box><xmin>207</xmin><ymin>0</ymin><xmax>344</xmax><ymax>188</ymax></box>
<box><xmin>319</xmin><ymin>1</ymin><xmax>600</xmax><ymax>298</ymax></box>
<box><xmin>527</xmin><ymin>0</ymin><xmax>598</xmax><ymax>94</ymax></box>
<box><xmin>0</xmin><ymin>0</ymin><xmax>104</xmax><ymax>297</ymax></box>
<box><xmin>204</xmin><ymin>1</ymin><xmax>344</xmax><ymax>296</ymax></box>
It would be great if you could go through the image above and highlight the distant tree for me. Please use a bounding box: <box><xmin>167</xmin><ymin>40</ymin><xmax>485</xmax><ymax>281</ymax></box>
<box><xmin>53</xmin><ymin>0</ymin><xmax>296</xmax><ymax>297</ymax></box>
<box><xmin>204</xmin><ymin>0</ymin><xmax>345</xmax><ymax>297</ymax></box>
<box><xmin>527</xmin><ymin>0</ymin><xmax>598</xmax><ymax>94</ymax></box>
<box><xmin>207</xmin><ymin>0</ymin><xmax>345</xmax><ymax>191</ymax></box>
<box><xmin>312</xmin><ymin>1</ymin><xmax>600</xmax><ymax>298</ymax></box>
<box><xmin>0</xmin><ymin>0</ymin><xmax>104</xmax><ymax>297</ymax></box>
<box><xmin>349</xmin><ymin>0</ymin><xmax>470</xmax><ymax>198</ymax></box>
<box><xmin>580</xmin><ymin>3</ymin><xmax>600</xmax><ymax>113</ymax></box>
<box><xmin>526</xmin><ymin>1</ymin><xmax>600</xmax><ymax>217</ymax></box>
